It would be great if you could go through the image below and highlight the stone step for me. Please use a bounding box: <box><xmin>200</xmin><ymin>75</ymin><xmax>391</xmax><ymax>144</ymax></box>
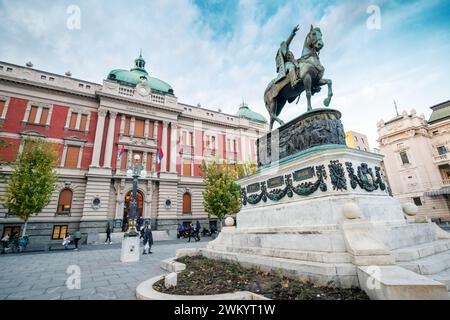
<box><xmin>392</xmin><ymin>239</ymin><xmax>450</xmax><ymax>262</ymax></box>
<box><xmin>357</xmin><ymin>266</ymin><xmax>448</xmax><ymax>300</ymax></box>
<box><xmin>431</xmin><ymin>268</ymin><xmax>450</xmax><ymax>292</ymax></box>
<box><xmin>399</xmin><ymin>250</ymin><xmax>450</xmax><ymax>275</ymax></box>
<box><xmin>201</xmin><ymin>248</ymin><xmax>359</xmax><ymax>288</ymax></box>
<box><xmin>209</xmin><ymin>244</ymin><xmax>352</xmax><ymax>264</ymax></box>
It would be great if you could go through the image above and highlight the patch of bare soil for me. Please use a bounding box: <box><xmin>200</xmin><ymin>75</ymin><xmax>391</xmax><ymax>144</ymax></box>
<box><xmin>154</xmin><ymin>256</ymin><xmax>369</xmax><ymax>300</ymax></box>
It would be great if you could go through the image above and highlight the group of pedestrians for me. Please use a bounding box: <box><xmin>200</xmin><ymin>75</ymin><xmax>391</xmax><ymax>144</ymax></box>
<box><xmin>177</xmin><ymin>221</ymin><xmax>201</xmax><ymax>242</ymax></box>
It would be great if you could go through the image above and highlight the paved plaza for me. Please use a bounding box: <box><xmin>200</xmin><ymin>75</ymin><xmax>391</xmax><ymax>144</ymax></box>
<box><xmin>0</xmin><ymin>238</ymin><xmax>208</xmax><ymax>300</ymax></box>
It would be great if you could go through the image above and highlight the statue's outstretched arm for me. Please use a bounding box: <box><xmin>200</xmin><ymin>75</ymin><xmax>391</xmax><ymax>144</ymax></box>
<box><xmin>286</xmin><ymin>24</ymin><xmax>299</xmax><ymax>47</ymax></box>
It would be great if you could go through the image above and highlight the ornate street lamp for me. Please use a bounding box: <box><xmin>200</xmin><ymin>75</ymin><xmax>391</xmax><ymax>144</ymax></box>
<box><xmin>125</xmin><ymin>154</ymin><xmax>147</xmax><ymax>237</ymax></box>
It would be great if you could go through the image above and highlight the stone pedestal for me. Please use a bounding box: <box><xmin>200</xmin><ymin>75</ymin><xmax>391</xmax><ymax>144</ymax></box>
<box><xmin>120</xmin><ymin>236</ymin><xmax>140</xmax><ymax>263</ymax></box>
<box><xmin>205</xmin><ymin>116</ymin><xmax>450</xmax><ymax>296</ymax></box>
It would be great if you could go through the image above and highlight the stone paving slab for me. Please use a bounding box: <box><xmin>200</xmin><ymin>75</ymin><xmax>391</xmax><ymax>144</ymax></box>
<box><xmin>0</xmin><ymin>238</ymin><xmax>207</xmax><ymax>300</ymax></box>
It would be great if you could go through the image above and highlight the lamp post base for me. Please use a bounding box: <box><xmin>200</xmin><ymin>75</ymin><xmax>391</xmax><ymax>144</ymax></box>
<box><xmin>120</xmin><ymin>235</ymin><xmax>140</xmax><ymax>263</ymax></box>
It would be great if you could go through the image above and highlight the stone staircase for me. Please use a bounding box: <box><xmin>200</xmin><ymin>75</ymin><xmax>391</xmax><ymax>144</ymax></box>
<box><xmin>392</xmin><ymin>239</ymin><xmax>450</xmax><ymax>294</ymax></box>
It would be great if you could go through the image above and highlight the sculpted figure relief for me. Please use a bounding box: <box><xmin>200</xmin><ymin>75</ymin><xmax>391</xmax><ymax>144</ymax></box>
<box><xmin>265</xmin><ymin>24</ymin><xmax>334</xmax><ymax>129</ymax></box>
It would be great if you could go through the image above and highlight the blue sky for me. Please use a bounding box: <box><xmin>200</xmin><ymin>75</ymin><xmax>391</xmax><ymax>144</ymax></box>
<box><xmin>0</xmin><ymin>0</ymin><xmax>449</xmax><ymax>147</ymax></box>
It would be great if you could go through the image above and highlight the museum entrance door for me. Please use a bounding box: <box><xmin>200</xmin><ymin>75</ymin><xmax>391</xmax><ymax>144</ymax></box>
<box><xmin>123</xmin><ymin>190</ymin><xmax>144</xmax><ymax>231</ymax></box>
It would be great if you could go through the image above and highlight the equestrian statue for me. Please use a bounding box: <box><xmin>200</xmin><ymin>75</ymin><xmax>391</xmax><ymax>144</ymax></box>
<box><xmin>265</xmin><ymin>24</ymin><xmax>333</xmax><ymax>130</ymax></box>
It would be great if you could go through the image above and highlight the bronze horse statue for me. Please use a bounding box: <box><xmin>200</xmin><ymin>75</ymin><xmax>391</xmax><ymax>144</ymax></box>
<box><xmin>264</xmin><ymin>25</ymin><xmax>333</xmax><ymax>130</ymax></box>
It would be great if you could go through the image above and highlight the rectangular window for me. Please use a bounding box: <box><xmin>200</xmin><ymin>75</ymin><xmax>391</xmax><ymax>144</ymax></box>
<box><xmin>124</xmin><ymin>117</ymin><xmax>131</xmax><ymax>135</ymax></box>
<box><xmin>79</xmin><ymin>114</ymin><xmax>88</xmax><ymax>131</ymax></box>
<box><xmin>2</xmin><ymin>226</ymin><xmax>21</xmax><ymax>238</ymax></box>
<box><xmin>40</xmin><ymin>107</ymin><xmax>49</xmax><ymax>125</ymax></box>
<box><xmin>65</xmin><ymin>146</ymin><xmax>80</xmax><ymax>168</ymax></box>
<box><xmin>134</xmin><ymin>119</ymin><xmax>145</xmax><ymax>137</ymax></box>
<box><xmin>211</xmin><ymin>136</ymin><xmax>215</xmax><ymax>149</ymax></box>
<box><xmin>121</xmin><ymin>150</ymin><xmax>128</xmax><ymax>170</ymax></box>
<box><xmin>146</xmin><ymin>153</ymin><xmax>152</xmax><ymax>172</ymax></box>
<box><xmin>52</xmin><ymin>225</ymin><xmax>68</xmax><ymax>240</ymax></box>
<box><xmin>69</xmin><ymin>112</ymin><xmax>78</xmax><ymax>129</ymax></box>
<box><xmin>413</xmin><ymin>197</ymin><xmax>422</xmax><ymax>206</ymax></box>
<box><xmin>28</xmin><ymin>106</ymin><xmax>38</xmax><ymax>123</ymax></box>
<box><xmin>189</xmin><ymin>132</ymin><xmax>193</xmax><ymax>146</ymax></box>
<box><xmin>354</xmin><ymin>136</ymin><xmax>358</xmax><ymax>142</ymax></box>
<box><xmin>183</xmin><ymin>160</ymin><xmax>191</xmax><ymax>176</ymax></box>
<box><xmin>0</xmin><ymin>100</ymin><xmax>5</xmax><ymax>117</ymax></box>
<box><xmin>400</xmin><ymin>151</ymin><xmax>410</xmax><ymax>165</ymax></box>
<box><xmin>148</xmin><ymin>121</ymin><xmax>154</xmax><ymax>138</ymax></box>
<box><xmin>437</xmin><ymin>146</ymin><xmax>447</xmax><ymax>156</ymax></box>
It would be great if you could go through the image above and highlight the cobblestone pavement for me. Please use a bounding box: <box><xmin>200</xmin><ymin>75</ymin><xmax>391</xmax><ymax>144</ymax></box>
<box><xmin>0</xmin><ymin>238</ymin><xmax>208</xmax><ymax>300</ymax></box>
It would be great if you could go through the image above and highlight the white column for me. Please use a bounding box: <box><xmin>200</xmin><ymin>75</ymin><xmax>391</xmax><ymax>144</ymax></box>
<box><xmin>170</xmin><ymin>122</ymin><xmax>178</xmax><ymax>173</ymax></box>
<box><xmin>77</xmin><ymin>145</ymin><xmax>83</xmax><ymax>168</ymax></box>
<box><xmin>65</xmin><ymin>109</ymin><xmax>72</xmax><ymax>129</ymax></box>
<box><xmin>153</xmin><ymin>120</ymin><xmax>158</xmax><ymax>139</ymax></box>
<box><xmin>151</xmin><ymin>152</ymin><xmax>156</xmax><ymax>173</ymax></box>
<box><xmin>120</xmin><ymin>114</ymin><xmax>126</xmax><ymax>135</ymax></box>
<box><xmin>144</xmin><ymin>119</ymin><xmax>149</xmax><ymax>140</ymax></box>
<box><xmin>61</xmin><ymin>145</ymin><xmax>68</xmax><ymax>167</ymax></box>
<box><xmin>130</xmin><ymin>116</ymin><xmax>136</xmax><ymax>137</ymax></box>
<box><xmin>85</xmin><ymin>112</ymin><xmax>91</xmax><ymax>133</ymax></box>
<box><xmin>75</xmin><ymin>113</ymin><xmax>82</xmax><ymax>130</ymax></box>
<box><xmin>90</xmin><ymin>109</ymin><xmax>107</xmax><ymax>167</ymax></box>
<box><xmin>103</xmin><ymin>111</ymin><xmax>117</xmax><ymax>168</ymax></box>
<box><xmin>34</xmin><ymin>107</ymin><xmax>43</xmax><ymax>124</ymax></box>
<box><xmin>161</xmin><ymin>121</ymin><xmax>168</xmax><ymax>172</ymax></box>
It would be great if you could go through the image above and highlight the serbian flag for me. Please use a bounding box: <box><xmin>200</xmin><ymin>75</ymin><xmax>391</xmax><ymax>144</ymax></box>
<box><xmin>117</xmin><ymin>145</ymin><xmax>125</xmax><ymax>161</ymax></box>
<box><xmin>157</xmin><ymin>147</ymin><xmax>164</xmax><ymax>164</ymax></box>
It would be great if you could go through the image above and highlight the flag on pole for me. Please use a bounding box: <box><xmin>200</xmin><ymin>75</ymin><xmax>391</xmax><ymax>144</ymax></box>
<box><xmin>157</xmin><ymin>147</ymin><xmax>164</xmax><ymax>164</ymax></box>
<box><xmin>117</xmin><ymin>145</ymin><xmax>125</xmax><ymax>161</ymax></box>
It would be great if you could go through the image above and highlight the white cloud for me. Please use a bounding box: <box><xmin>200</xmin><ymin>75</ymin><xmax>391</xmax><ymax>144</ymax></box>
<box><xmin>0</xmin><ymin>0</ymin><xmax>448</xmax><ymax>149</ymax></box>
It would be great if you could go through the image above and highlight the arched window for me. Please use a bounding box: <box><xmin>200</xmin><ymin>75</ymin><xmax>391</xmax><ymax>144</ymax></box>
<box><xmin>182</xmin><ymin>192</ymin><xmax>192</xmax><ymax>214</ymax></box>
<box><xmin>57</xmin><ymin>189</ymin><xmax>73</xmax><ymax>214</ymax></box>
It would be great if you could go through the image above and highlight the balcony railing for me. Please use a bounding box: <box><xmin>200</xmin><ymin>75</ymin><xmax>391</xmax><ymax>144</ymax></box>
<box><xmin>433</xmin><ymin>153</ymin><xmax>449</xmax><ymax>163</ymax></box>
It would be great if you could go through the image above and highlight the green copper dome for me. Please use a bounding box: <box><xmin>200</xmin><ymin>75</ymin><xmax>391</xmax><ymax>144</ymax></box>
<box><xmin>107</xmin><ymin>53</ymin><xmax>174</xmax><ymax>95</ymax></box>
<box><xmin>235</xmin><ymin>102</ymin><xmax>267</xmax><ymax>123</ymax></box>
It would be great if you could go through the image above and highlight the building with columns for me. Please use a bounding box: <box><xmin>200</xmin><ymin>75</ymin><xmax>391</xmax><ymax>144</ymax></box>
<box><xmin>0</xmin><ymin>54</ymin><xmax>268</xmax><ymax>242</ymax></box>
<box><xmin>377</xmin><ymin>100</ymin><xmax>450</xmax><ymax>220</ymax></box>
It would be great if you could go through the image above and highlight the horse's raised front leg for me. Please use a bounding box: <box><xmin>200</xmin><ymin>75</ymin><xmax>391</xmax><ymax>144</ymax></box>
<box><xmin>318</xmin><ymin>78</ymin><xmax>333</xmax><ymax>107</ymax></box>
<box><xmin>303</xmin><ymin>73</ymin><xmax>312</xmax><ymax>112</ymax></box>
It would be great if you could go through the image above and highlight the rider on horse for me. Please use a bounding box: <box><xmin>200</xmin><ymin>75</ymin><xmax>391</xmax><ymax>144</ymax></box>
<box><xmin>274</xmin><ymin>25</ymin><xmax>300</xmax><ymax>88</ymax></box>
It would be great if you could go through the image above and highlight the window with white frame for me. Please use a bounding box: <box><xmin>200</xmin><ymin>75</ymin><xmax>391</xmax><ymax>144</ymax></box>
<box><xmin>180</xmin><ymin>130</ymin><xmax>194</xmax><ymax>146</ymax></box>
<box><xmin>23</xmin><ymin>102</ymin><xmax>52</xmax><ymax>127</ymax></box>
<box><xmin>66</xmin><ymin>110</ymin><xmax>90</xmax><ymax>132</ymax></box>
<box><xmin>0</xmin><ymin>96</ymin><xmax>10</xmax><ymax>120</ymax></box>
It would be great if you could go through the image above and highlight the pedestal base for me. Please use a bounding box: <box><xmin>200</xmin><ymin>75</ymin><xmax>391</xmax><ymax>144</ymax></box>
<box><xmin>120</xmin><ymin>236</ymin><xmax>140</xmax><ymax>263</ymax></box>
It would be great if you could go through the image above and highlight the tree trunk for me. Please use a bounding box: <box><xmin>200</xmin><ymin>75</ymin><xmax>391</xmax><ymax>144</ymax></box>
<box><xmin>22</xmin><ymin>220</ymin><xmax>28</xmax><ymax>237</ymax></box>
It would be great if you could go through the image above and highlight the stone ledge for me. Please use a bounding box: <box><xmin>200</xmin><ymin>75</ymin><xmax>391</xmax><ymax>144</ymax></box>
<box><xmin>357</xmin><ymin>266</ymin><xmax>448</xmax><ymax>300</ymax></box>
<box><xmin>160</xmin><ymin>257</ymin><xmax>186</xmax><ymax>273</ymax></box>
<box><xmin>136</xmin><ymin>275</ymin><xmax>270</xmax><ymax>300</ymax></box>
<box><xmin>175</xmin><ymin>248</ymin><xmax>202</xmax><ymax>258</ymax></box>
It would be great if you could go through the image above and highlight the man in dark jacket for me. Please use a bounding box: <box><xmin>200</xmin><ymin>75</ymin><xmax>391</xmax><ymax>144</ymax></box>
<box><xmin>142</xmin><ymin>224</ymin><xmax>153</xmax><ymax>254</ymax></box>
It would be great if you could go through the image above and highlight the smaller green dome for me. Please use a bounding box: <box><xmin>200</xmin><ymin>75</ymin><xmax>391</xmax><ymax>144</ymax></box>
<box><xmin>235</xmin><ymin>102</ymin><xmax>267</xmax><ymax>123</ymax></box>
<box><xmin>107</xmin><ymin>53</ymin><xmax>174</xmax><ymax>95</ymax></box>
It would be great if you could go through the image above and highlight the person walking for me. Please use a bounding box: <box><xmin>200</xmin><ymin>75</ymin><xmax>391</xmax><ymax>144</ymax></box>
<box><xmin>74</xmin><ymin>230</ymin><xmax>81</xmax><ymax>251</ymax></box>
<box><xmin>105</xmin><ymin>223</ymin><xmax>112</xmax><ymax>244</ymax></box>
<box><xmin>142</xmin><ymin>224</ymin><xmax>153</xmax><ymax>254</ymax></box>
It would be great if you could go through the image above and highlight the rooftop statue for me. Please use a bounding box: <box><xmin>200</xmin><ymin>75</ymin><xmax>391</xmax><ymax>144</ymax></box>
<box><xmin>265</xmin><ymin>24</ymin><xmax>333</xmax><ymax>130</ymax></box>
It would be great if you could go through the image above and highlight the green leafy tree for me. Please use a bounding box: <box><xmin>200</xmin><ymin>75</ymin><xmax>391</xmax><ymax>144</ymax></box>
<box><xmin>3</xmin><ymin>138</ymin><xmax>58</xmax><ymax>236</ymax></box>
<box><xmin>201</xmin><ymin>160</ymin><xmax>242</xmax><ymax>228</ymax></box>
<box><xmin>235</xmin><ymin>159</ymin><xmax>257</xmax><ymax>179</ymax></box>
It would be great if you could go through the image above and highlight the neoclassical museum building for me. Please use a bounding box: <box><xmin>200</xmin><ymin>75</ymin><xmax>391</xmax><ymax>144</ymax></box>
<box><xmin>0</xmin><ymin>54</ymin><xmax>268</xmax><ymax>242</ymax></box>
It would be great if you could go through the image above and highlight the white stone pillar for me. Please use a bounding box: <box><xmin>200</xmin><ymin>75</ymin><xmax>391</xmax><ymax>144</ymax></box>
<box><xmin>144</xmin><ymin>119</ymin><xmax>149</xmax><ymax>140</ymax></box>
<box><xmin>151</xmin><ymin>152</ymin><xmax>156</xmax><ymax>173</ymax></box>
<box><xmin>103</xmin><ymin>111</ymin><xmax>117</xmax><ymax>168</ymax></box>
<box><xmin>161</xmin><ymin>121</ymin><xmax>168</xmax><ymax>172</ymax></box>
<box><xmin>153</xmin><ymin>120</ymin><xmax>158</xmax><ymax>139</ymax></box>
<box><xmin>90</xmin><ymin>109</ymin><xmax>107</xmax><ymax>167</ymax></box>
<box><xmin>120</xmin><ymin>114</ymin><xmax>126</xmax><ymax>135</ymax></box>
<box><xmin>170</xmin><ymin>122</ymin><xmax>178</xmax><ymax>173</ymax></box>
<box><xmin>130</xmin><ymin>117</ymin><xmax>136</xmax><ymax>137</ymax></box>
